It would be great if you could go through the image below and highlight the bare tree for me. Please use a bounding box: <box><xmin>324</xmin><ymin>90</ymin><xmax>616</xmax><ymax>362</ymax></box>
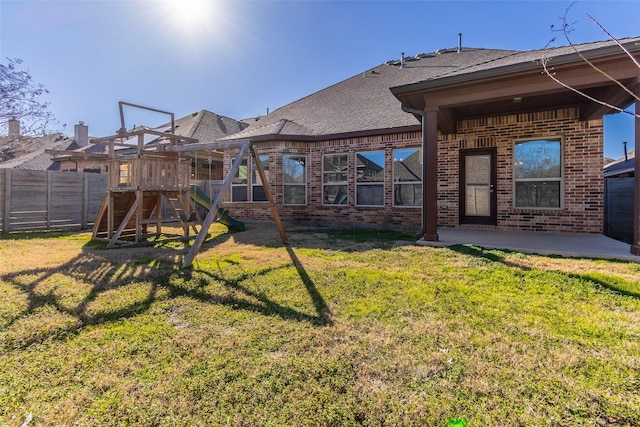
<box><xmin>541</xmin><ymin>2</ymin><xmax>640</xmax><ymax>118</ymax></box>
<box><xmin>0</xmin><ymin>58</ymin><xmax>59</xmax><ymax>136</ymax></box>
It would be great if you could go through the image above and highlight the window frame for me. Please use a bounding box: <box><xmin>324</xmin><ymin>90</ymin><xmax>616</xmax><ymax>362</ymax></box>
<box><xmin>355</xmin><ymin>150</ymin><xmax>385</xmax><ymax>207</ymax></box>
<box><xmin>392</xmin><ymin>147</ymin><xmax>422</xmax><ymax>208</ymax></box>
<box><xmin>282</xmin><ymin>154</ymin><xmax>307</xmax><ymax>206</ymax></box>
<box><xmin>322</xmin><ymin>153</ymin><xmax>349</xmax><ymax>206</ymax></box>
<box><xmin>513</xmin><ymin>136</ymin><xmax>564</xmax><ymax>210</ymax></box>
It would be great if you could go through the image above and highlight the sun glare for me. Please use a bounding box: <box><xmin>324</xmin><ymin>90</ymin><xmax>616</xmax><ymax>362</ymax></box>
<box><xmin>156</xmin><ymin>0</ymin><xmax>226</xmax><ymax>43</ymax></box>
<box><xmin>147</xmin><ymin>0</ymin><xmax>236</xmax><ymax>53</ymax></box>
<box><xmin>163</xmin><ymin>0</ymin><xmax>212</xmax><ymax>27</ymax></box>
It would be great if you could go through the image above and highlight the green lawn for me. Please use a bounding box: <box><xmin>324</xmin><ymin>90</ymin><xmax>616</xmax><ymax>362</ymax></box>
<box><xmin>1</xmin><ymin>225</ymin><xmax>639</xmax><ymax>426</ymax></box>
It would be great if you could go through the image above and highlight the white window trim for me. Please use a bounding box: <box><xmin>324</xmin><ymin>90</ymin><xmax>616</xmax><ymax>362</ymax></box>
<box><xmin>513</xmin><ymin>136</ymin><xmax>564</xmax><ymax>210</ymax></box>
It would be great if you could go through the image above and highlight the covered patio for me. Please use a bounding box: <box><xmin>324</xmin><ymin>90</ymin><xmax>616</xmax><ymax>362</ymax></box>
<box><xmin>417</xmin><ymin>227</ymin><xmax>638</xmax><ymax>262</ymax></box>
<box><xmin>391</xmin><ymin>38</ymin><xmax>640</xmax><ymax>257</ymax></box>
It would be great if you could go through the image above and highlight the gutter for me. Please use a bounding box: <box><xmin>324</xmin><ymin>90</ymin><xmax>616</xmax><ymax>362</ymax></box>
<box><xmin>391</xmin><ymin>38</ymin><xmax>640</xmax><ymax>96</ymax></box>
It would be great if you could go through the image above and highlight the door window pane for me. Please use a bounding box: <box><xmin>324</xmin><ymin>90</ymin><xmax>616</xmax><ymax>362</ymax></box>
<box><xmin>465</xmin><ymin>154</ymin><xmax>491</xmax><ymax>216</ymax></box>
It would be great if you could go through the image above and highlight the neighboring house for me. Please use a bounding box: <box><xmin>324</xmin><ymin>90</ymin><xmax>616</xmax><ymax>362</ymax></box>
<box><xmin>604</xmin><ymin>149</ymin><xmax>635</xmax><ymax>179</ymax></box>
<box><xmin>0</xmin><ymin>121</ymin><xmax>87</xmax><ymax>171</ymax></box>
<box><xmin>47</xmin><ymin>110</ymin><xmax>248</xmax><ymax>178</ymax></box>
<box><xmin>216</xmin><ymin>36</ymin><xmax>640</xmax><ymax>252</ymax></box>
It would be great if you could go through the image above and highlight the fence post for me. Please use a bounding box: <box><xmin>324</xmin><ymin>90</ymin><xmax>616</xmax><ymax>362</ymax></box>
<box><xmin>2</xmin><ymin>169</ymin><xmax>10</xmax><ymax>232</ymax></box>
<box><xmin>82</xmin><ymin>173</ymin><xmax>89</xmax><ymax>229</ymax></box>
<box><xmin>47</xmin><ymin>170</ymin><xmax>52</xmax><ymax>229</ymax></box>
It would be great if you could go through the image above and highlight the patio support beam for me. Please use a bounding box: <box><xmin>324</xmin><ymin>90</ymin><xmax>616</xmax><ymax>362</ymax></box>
<box><xmin>631</xmin><ymin>81</ymin><xmax>640</xmax><ymax>256</ymax></box>
<box><xmin>423</xmin><ymin>107</ymin><xmax>439</xmax><ymax>242</ymax></box>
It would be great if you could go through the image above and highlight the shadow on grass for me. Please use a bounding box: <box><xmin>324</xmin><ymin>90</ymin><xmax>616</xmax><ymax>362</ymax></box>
<box><xmin>187</xmin><ymin>254</ymin><xmax>332</xmax><ymax>327</ymax></box>
<box><xmin>1</xmin><ymin>237</ymin><xmax>334</xmax><ymax>350</ymax></box>
<box><xmin>569</xmin><ymin>272</ymin><xmax>640</xmax><ymax>299</ymax></box>
<box><xmin>285</xmin><ymin>245</ymin><xmax>332</xmax><ymax>325</ymax></box>
<box><xmin>448</xmin><ymin>244</ymin><xmax>640</xmax><ymax>299</ymax></box>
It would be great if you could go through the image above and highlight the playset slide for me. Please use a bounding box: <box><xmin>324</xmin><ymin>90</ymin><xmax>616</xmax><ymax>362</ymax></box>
<box><xmin>189</xmin><ymin>184</ymin><xmax>245</xmax><ymax>232</ymax></box>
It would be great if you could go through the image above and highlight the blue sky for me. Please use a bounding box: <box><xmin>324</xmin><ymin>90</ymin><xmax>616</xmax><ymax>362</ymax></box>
<box><xmin>1</xmin><ymin>0</ymin><xmax>638</xmax><ymax>159</ymax></box>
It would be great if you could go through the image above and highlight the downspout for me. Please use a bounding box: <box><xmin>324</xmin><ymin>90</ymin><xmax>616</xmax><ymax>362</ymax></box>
<box><xmin>401</xmin><ymin>103</ymin><xmax>427</xmax><ymax>237</ymax></box>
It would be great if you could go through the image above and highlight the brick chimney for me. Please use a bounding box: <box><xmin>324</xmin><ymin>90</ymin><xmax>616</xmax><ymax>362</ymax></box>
<box><xmin>74</xmin><ymin>121</ymin><xmax>89</xmax><ymax>147</ymax></box>
<box><xmin>8</xmin><ymin>118</ymin><xmax>20</xmax><ymax>136</ymax></box>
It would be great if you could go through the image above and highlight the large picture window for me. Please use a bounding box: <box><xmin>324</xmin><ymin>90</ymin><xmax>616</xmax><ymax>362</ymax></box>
<box><xmin>514</xmin><ymin>138</ymin><xmax>562</xmax><ymax>208</ymax></box>
<box><xmin>356</xmin><ymin>151</ymin><xmax>385</xmax><ymax>206</ymax></box>
<box><xmin>231</xmin><ymin>158</ymin><xmax>248</xmax><ymax>202</ymax></box>
<box><xmin>252</xmin><ymin>154</ymin><xmax>270</xmax><ymax>202</ymax></box>
<box><xmin>393</xmin><ymin>148</ymin><xmax>422</xmax><ymax>207</ymax></box>
<box><xmin>323</xmin><ymin>154</ymin><xmax>348</xmax><ymax>205</ymax></box>
<box><xmin>283</xmin><ymin>155</ymin><xmax>306</xmax><ymax>205</ymax></box>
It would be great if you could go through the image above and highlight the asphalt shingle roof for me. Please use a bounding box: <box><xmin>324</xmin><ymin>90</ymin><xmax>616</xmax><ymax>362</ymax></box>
<box><xmin>1</xmin><ymin>110</ymin><xmax>247</xmax><ymax>170</ymax></box>
<box><xmin>224</xmin><ymin>36</ymin><xmax>640</xmax><ymax>141</ymax></box>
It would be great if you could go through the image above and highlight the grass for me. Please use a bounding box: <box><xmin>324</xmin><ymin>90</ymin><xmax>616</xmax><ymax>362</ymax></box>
<box><xmin>1</xmin><ymin>224</ymin><xmax>639</xmax><ymax>426</ymax></box>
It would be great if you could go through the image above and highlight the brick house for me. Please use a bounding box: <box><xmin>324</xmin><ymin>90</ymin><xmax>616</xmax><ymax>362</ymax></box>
<box><xmin>217</xmin><ymin>37</ymin><xmax>640</xmax><ymax>253</ymax></box>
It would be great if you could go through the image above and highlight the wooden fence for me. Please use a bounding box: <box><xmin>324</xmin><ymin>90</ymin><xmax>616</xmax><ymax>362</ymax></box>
<box><xmin>604</xmin><ymin>177</ymin><xmax>634</xmax><ymax>243</ymax></box>
<box><xmin>0</xmin><ymin>169</ymin><xmax>108</xmax><ymax>233</ymax></box>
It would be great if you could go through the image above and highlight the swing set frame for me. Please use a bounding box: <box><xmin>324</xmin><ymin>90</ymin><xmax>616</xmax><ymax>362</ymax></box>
<box><xmin>167</xmin><ymin>139</ymin><xmax>287</xmax><ymax>267</ymax></box>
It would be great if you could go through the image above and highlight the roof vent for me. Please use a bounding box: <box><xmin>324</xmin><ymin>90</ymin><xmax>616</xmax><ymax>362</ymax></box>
<box><xmin>400</xmin><ymin>52</ymin><xmax>405</xmax><ymax>68</ymax></box>
<box><xmin>458</xmin><ymin>33</ymin><xmax>462</xmax><ymax>53</ymax></box>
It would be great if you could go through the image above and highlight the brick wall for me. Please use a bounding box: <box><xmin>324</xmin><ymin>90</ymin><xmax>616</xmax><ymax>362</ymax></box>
<box><xmin>440</xmin><ymin>107</ymin><xmax>603</xmax><ymax>233</ymax></box>
<box><xmin>221</xmin><ymin>132</ymin><xmax>424</xmax><ymax>232</ymax></box>
<box><xmin>220</xmin><ymin>107</ymin><xmax>604</xmax><ymax>234</ymax></box>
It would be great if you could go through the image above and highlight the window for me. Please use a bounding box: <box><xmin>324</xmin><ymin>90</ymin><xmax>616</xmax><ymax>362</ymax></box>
<box><xmin>252</xmin><ymin>154</ymin><xmax>270</xmax><ymax>202</ymax></box>
<box><xmin>514</xmin><ymin>138</ymin><xmax>562</xmax><ymax>208</ymax></box>
<box><xmin>231</xmin><ymin>158</ymin><xmax>248</xmax><ymax>202</ymax></box>
<box><xmin>119</xmin><ymin>162</ymin><xmax>132</xmax><ymax>186</ymax></box>
<box><xmin>393</xmin><ymin>148</ymin><xmax>422</xmax><ymax>207</ymax></box>
<box><xmin>323</xmin><ymin>154</ymin><xmax>348</xmax><ymax>205</ymax></box>
<box><xmin>356</xmin><ymin>151</ymin><xmax>384</xmax><ymax>206</ymax></box>
<box><xmin>283</xmin><ymin>155</ymin><xmax>306</xmax><ymax>205</ymax></box>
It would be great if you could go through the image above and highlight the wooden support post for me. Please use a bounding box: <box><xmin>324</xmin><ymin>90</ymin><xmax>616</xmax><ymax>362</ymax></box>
<box><xmin>108</xmin><ymin>195</ymin><xmax>139</xmax><ymax>248</ymax></box>
<box><xmin>183</xmin><ymin>142</ymin><xmax>250</xmax><ymax>268</ymax></box>
<box><xmin>422</xmin><ymin>108</ymin><xmax>439</xmax><ymax>241</ymax></box>
<box><xmin>136</xmin><ymin>189</ymin><xmax>143</xmax><ymax>242</ymax></box>
<box><xmin>631</xmin><ymin>83</ymin><xmax>640</xmax><ymax>255</ymax></box>
<box><xmin>249</xmin><ymin>142</ymin><xmax>288</xmax><ymax>245</ymax></box>
<box><xmin>107</xmin><ymin>193</ymin><xmax>114</xmax><ymax>238</ymax></box>
<box><xmin>155</xmin><ymin>192</ymin><xmax>162</xmax><ymax>238</ymax></box>
<box><xmin>92</xmin><ymin>194</ymin><xmax>109</xmax><ymax>238</ymax></box>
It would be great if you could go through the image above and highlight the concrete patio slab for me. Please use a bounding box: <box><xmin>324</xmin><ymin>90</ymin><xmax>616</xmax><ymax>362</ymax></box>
<box><xmin>415</xmin><ymin>227</ymin><xmax>639</xmax><ymax>262</ymax></box>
